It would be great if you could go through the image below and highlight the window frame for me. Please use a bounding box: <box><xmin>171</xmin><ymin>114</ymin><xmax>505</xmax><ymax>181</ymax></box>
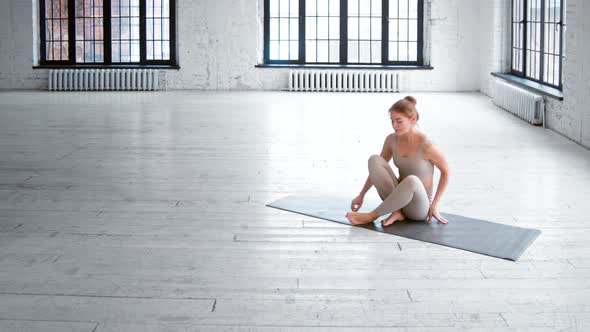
<box><xmin>263</xmin><ymin>0</ymin><xmax>424</xmax><ymax>66</ymax></box>
<box><xmin>38</xmin><ymin>0</ymin><xmax>177</xmax><ymax>67</ymax></box>
<box><xmin>510</xmin><ymin>0</ymin><xmax>564</xmax><ymax>90</ymax></box>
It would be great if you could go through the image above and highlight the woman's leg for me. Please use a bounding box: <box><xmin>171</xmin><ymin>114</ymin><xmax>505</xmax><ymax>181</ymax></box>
<box><xmin>367</xmin><ymin>154</ymin><xmax>398</xmax><ymax>200</ymax></box>
<box><xmin>373</xmin><ymin>175</ymin><xmax>430</xmax><ymax>222</ymax></box>
<box><xmin>346</xmin><ymin>155</ymin><xmax>404</xmax><ymax>225</ymax></box>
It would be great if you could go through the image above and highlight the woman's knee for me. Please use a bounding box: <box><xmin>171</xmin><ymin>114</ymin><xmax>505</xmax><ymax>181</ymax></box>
<box><xmin>368</xmin><ymin>154</ymin><xmax>385</xmax><ymax>167</ymax></box>
<box><xmin>367</xmin><ymin>155</ymin><xmax>386</xmax><ymax>174</ymax></box>
<box><xmin>400</xmin><ymin>175</ymin><xmax>422</xmax><ymax>191</ymax></box>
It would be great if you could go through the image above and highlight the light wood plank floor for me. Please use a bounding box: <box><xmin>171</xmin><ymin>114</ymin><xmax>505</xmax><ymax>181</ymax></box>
<box><xmin>0</xmin><ymin>91</ymin><xmax>588</xmax><ymax>331</ymax></box>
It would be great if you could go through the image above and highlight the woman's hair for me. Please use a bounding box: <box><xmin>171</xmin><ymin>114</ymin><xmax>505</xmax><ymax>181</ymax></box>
<box><xmin>389</xmin><ymin>96</ymin><xmax>419</xmax><ymax>122</ymax></box>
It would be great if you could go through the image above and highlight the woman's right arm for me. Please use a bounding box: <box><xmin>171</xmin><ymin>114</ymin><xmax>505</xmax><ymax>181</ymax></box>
<box><xmin>358</xmin><ymin>176</ymin><xmax>373</xmax><ymax>197</ymax></box>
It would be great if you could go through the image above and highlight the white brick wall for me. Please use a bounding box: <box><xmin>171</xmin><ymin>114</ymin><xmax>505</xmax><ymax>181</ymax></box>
<box><xmin>1</xmin><ymin>0</ymin><xmax>588</xmax><ymax>149</ymax></box>
<box><xmin>0</xmin><ymin>0</ymin><xmax>46</xmax><ymax>89</ymax></box>
<box><xmin>479</xmin><ymin>0</ymin><xmax>511</xmax><ymax>96</ymax></box>
<box><xmin>543</xmin><ymin>0</ymin><xmax>590</xmax><ymax>148</ymax></box>
<box><xmin>478</xmin><ymin>0</ymin><xmax>590</xmax><ymax>149</ymax></box>
<box><xmin>1</xmin><ymin>0</ymin><xmax>483</xmax><ymax>91</ymax></box>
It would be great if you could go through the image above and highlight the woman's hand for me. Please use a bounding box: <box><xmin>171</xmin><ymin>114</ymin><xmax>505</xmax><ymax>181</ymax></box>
<box><xmin>351</xmin><ymin>195</ymin><xmax>364</xmax><ymax>212</ymax></box>
<box><xmin>428</xmin><ymin>203</ymin><xmax>448</xmax><ymax>224</ymax></box>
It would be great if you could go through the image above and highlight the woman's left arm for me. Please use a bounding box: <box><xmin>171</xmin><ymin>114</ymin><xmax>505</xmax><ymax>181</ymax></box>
<box><xmin>424</xmin><ymin>141</ymin><xmax>450</xmax><ymax>223</ymax></box>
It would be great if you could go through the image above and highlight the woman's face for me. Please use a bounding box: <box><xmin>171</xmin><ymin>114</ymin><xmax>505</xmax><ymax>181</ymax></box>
<box><xmin>390</xmin><ymin>111</ymin><xmax>415</xmax><ymax>134</ymax></box>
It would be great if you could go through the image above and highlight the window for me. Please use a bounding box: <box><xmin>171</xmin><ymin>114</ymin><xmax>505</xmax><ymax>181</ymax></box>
<box><xmin>39</xmin><ymin>0</ymin><xmax>176</xmax><ymax>66</ymax></box>
<box><xmin>511</xmin><ymin>0</ymin><xmax>563</xmax><ymax>89</ymax></box>
<box><xmin>264</xmin><ymin>0</ymin><xmax>424</xmax><ymax>66</ymax></box>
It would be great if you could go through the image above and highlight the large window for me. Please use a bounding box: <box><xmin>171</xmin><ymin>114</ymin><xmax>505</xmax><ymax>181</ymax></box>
<box><xmin>264</xmin><ymin>0</ymin><xmax>424</xmax><ymax>66</ymax></box>
<box><xmin>511</xmin><ymin>0</ymin><xmax>563</xmax><ymax>89</ymax></box>
<box><xmin>39</xmin><ymin>0</ymin><xmax>176</xmax><ymax>66</ymax></box>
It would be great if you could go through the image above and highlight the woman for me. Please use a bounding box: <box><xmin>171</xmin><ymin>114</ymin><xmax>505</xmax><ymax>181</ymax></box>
<box><xmin>345</xmin><ymin>96</ymin><xmax>450</xmax><ymax>226</ymax></box>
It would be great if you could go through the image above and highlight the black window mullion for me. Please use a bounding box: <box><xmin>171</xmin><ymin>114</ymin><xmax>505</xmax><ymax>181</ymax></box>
<box><xmin>58</xmin><ymin>0</ymin><xmax>63</xmax><ymax>60</ymax></box>
<box><xmin>524</xmin><ymin>0</ymin><xmax>535</xmax><ymax>77</ymax></box>
<box><xmin>40</xmin><ymin>0</ymin><xmax>47</xmax><ymax>63</ymax></box>
<box><xmin>161</xmin><ymin>0</ymin><xmax>163</xmax><ymax>59</ymax></box>
<box><xmin>511</xmin><ymin>0</ymin><xmax>522</xmax><ymax>71</ymax></box>
<box><xmin>558</xmin><ymin>0</ymin><xmax>563</xmax><ymax>89</ymax></box>
<box><xmin>396</xmin><ymin>0</ymin><xmax>399</xmax><ymax>60</ymax></box>
<box><xmin>93</xmin><ymin>1</ymin><xmax>99</xmax><ymax>63</ymax></box>
<box><xmin>104</xmin><ymin>0</ymin><xmax>112</xmax><ymax>64</ymax></box>
<box><xmin>417</xmin><ymin>0</ymin><xmax>423</xmax><ymax>65</ymax></box>
<box><xmin>83</xmin><ymin>0</ymin><xmax>87</xmax><ymax>62</ymax></box>
<box><xmin>533</xmin><ymin>0</ymin><xmax>537</xmax><ymax>79</ymax></box>
<box><xmin>170</xmin><ymin>0</ymin><xmax>176</xmax><ymax>65</ymax></box>
<box><xmin>512</xmin><ymin>0</ymin><xmax>523</xmax><ymax>72</ymax></box>
<box><xmin>511</xmin><ymin>0</ymin><xmax>514</xmax><ymax>72</ymax></box>
<box><xmin>299</xmin><ymin>0</ymin><xmax>305</xmax><ymax>64</ymax></box>
<box><xmin>92</xmin><ymin>0</ymin><xmax>96</xmax><ymax>62</ymax></box>
<box><xmin>382</xmin><ymin>0</ymin><xmax>388</xmax><ymax>63</ymax></box>
<box><xmin>552</xmin><ymin>0</ymin><xmax>556</xmax><ymax>85</ymax></box>
<box><xmin>68</xmin><ymin>0</ymin><xmax>75</xmax><ymax>63</ymax></box>
<box><xmin>539</xmin><ymin>0</ymin><xmax>545</xmax><ymax>83</ymax></box>
<box><xmin>140</xmin><ymin>0</ymin><xmax>146</xmax><ymax>63</ymax></box>
<box><xmin>294</xmin><ymin>0</ymin><xmax>295</xmax><ymax>61</ymax></box>
<box><xmin>152</xmin><ymin>0</ymin><xmax>155</xmax><ymax>60</ymax></box>
<box><xmin>264</xmin><ymin>0</ymin><xmax>270</xmax><ymax>63</ymax></box>
<box><xmin>339</xmin><ymin>0</ymin><xmax>347</xmax><ymax>63</ymax></box>
<box><xmin>51</xmin><ymin>0</ymin><xmax>55</xmax><ymax>60</ymax></box>
<box><xmin>525</xmin><ymin>0</ymin><xmax>536</xmax><ymax>78</ymax></box>
<box><xmin>278</xmin><ymin>0</ymin><xmax>281</xmax><ymax>61</ymax></box>
<box><xmin>522</xmin><ymin>0</ymin><xmax>528</xmax><ymax>79</ymax></box>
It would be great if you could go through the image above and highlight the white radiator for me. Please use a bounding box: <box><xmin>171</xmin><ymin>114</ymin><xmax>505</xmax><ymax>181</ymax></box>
<box><xmin>289</xmin><ymin>70</ymin><xmax>399</xmax><ymax>92</ymax></box>
<box><xmin>48</xmin><ymin>69</ymin><xmax>160</xmax><ymax>91</ymax></box>
<box><xmin>492</xmin><ymin>79</ymin><xmax>544</xmax><ymax>126</ymax></box>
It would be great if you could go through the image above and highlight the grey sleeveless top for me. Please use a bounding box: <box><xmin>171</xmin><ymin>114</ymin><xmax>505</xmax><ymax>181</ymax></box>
<box><xmin>391</xmin><ymin>134</ymin><xmax>434</xmax><ymax>199</ymax></box>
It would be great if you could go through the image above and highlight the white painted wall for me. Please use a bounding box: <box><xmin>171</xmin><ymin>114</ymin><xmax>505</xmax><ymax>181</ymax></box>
<box><xmin>0</xmin><ymin>0</ymin><xmax>483</xmax><ymax>91</ymax></box>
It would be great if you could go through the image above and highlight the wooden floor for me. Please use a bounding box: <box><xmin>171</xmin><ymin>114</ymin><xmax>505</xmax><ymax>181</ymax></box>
<box><xmin>0</xmin><ymin>91</ymin><xmax>588</xmax><ymax>331</ymax></box>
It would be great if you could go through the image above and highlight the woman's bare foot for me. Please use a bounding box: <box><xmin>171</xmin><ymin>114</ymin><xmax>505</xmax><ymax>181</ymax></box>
<box><xmin>346</xmin><ymin>211</ymin><xmax>378</xmax><ymax>225</ymax></box>
<box><xmin>381</xmin><ymin>210</ymin><xmax>406</xmax><ymax>226</ymax></box>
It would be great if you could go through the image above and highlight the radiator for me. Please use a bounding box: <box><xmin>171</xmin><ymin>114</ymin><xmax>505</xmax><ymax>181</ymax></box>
<box><xmin>289</xmin><ymin>70</ymin><xmax>399</xmax><ymax>92</ymax></box>
<box><xmin>492</xmin><ymin>79</ymin><xmax>544</xmax><ymax>126</ymax></box>
<box><xmin>48</xmin><ymin>69</ymin><xmax>160</xmax><ymax>91</ymax></box>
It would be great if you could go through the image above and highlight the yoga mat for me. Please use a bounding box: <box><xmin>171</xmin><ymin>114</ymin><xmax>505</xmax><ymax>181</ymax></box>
<box><xmin>267</xmin><ymin>192</ymin><xmax>541</xmax><ymax>261</ymax></box>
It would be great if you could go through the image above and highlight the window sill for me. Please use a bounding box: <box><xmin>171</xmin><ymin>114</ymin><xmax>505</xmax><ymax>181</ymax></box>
<box><xmin>33</xmin><ymin>64</ymin><xmax>180</xmax><ymax>70</ymax></box>
<box><xmin>255</xmin><ymin>64</ymin><xmax>433</xmax><ymax>70</ymax></box>
<box><xmin>491</xmin><ymin>72</ymin><xmax>563</xmax><ymax>100</ymax></box>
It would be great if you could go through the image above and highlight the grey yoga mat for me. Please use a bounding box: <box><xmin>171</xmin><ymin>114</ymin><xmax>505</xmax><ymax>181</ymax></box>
<box><xmin>267</xmin><ymin>192</ymin><xmax>541</xmax><ymax>261</ymax></box>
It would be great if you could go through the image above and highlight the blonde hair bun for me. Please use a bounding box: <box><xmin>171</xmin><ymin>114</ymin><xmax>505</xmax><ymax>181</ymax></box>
<box><xmin>404</xmin><ymin>96</ymin><xmax>417</xmax><ymax>105</ymax></box>
<box><xmin>389</xmin><ymin>96</ymin><xmax>420</xmax><ymax>122</ymax></box>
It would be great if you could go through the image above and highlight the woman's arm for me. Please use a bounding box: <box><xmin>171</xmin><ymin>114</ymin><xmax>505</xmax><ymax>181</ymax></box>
<box><xmin>425</xmin><ymin>141</ymin><xmax>450</xmax><ymax>204</ymax></box>
<box><xmin>424</xmin><ymin>141</ymin><xmax>450</xmax><ymax>223</ymax></box>
<box><xmin>358</xmin><ymin>176</ymin><xmax>373</xmax><ymax>197</ymax></box>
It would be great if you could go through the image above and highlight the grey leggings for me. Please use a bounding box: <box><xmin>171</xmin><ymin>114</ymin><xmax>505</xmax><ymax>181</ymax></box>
<box><xmin>368</xmin><ymin>155</ymin><xmax>431</xmax><ymax>221</ymax></box>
